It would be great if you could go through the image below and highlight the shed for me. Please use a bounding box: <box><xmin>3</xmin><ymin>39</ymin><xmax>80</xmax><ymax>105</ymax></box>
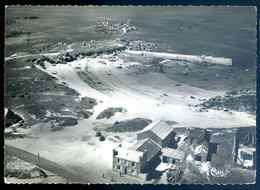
<box><xmin>161</xmin><ymin>148</ymin><xmax>186</xmax><ymax>164</ymax></box>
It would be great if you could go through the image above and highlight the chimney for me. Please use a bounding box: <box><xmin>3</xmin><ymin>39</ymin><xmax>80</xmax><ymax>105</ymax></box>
<box><xmin>112</xmin><ymin>149</ymin><xmax>115</xmax><ymax>156</ymax></box>
<box><xmin>144</xmin><ymin>149</ymin><xmax>148</xmax><ymax>158</ymax></box>
<box><xmin>113</xmin><ymin>149</ymin><xmax>118</xmax><ymax>156</ymax></box>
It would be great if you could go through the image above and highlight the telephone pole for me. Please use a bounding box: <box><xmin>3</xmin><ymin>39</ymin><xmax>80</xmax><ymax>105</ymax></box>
<box><xmin>38</xmin><ymin>153</ymin><xmax>41</xmax><ymax>177</ymax></box>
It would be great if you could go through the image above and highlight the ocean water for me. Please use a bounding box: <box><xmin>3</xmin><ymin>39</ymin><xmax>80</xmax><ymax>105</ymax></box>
<box><xmin>6</xmin><ymin>6</ymin><xmax>256</xmax><ymax>67</ymax></box>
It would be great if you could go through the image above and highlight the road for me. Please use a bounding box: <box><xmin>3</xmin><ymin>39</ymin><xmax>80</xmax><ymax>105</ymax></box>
<box><xmin>5</xmin><ymin>145</ymin><xmax>88</xmax><ymax>183</ymax></box>
<box><xmin>5</xmin><ymin>144</ymin><xmax>151</xmax><ymax>184</ymax></box>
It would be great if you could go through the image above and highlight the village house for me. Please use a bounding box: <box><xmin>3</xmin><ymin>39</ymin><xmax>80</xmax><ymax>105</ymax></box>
<box><xmin>233</xmin><ymin>131</ymin><xmax>256</xmax><ymax>169</ymax></box>
<box><xmin>112</xmin><ymin>146</ymin><xmax>147</xmax><ymax>176</ymax></box>
<box><xmin>186</xmin><ymin>128</ymin><xmax>210</xmax><ymax>147</ymax></box>
<box><xmin>112</xmin><ymin>139</ymin><xmax>161</xmax><ymax>178</ymax></box>
<box><xmin>185</xmin><ymin>128</ymin><xmax>211</xmax><ymax>162</ymax></box>
<box><xmin>137</xmin><ymin>119</ymin><xmax>176</xmax><ymax>147</ymax></box>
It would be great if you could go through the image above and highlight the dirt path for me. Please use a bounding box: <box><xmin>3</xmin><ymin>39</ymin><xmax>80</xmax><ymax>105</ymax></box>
<box><xmin>5</xmin><ymin>144</ymin><xmax>87</xmax><ymax>183</ymax></box>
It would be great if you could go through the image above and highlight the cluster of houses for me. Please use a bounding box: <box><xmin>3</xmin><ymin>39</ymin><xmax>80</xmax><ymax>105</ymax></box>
<box><xmin>112</xmin><ymin>120</ymin><xmax>256</xmax><ymax>179</ymax></box>
<box><xmin>112</xmin><ymin>120</ymin><xmax>175</xmax><ymax>178</ymax></box>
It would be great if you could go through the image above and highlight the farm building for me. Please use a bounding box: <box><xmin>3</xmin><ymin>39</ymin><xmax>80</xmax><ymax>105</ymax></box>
<box><xmin>137</xmin><ymin>120</ymin><xmax>176</xmax><ymax>147</ymax></box>
<box><xmin>233</xmin><ymin>131</ymin><xmax>256</xmax><ymax>169</ymax></box>
<box><xmin>112</xmin><ymin>146</ymin><xmax>147</xmax><ymax>176</ymax></box>
<box><xmin>186</xmin><ymin>128</ymin><xmax>210</xmax><ymax>147</ymax></box>
<box><xmin>160</xmin><ymin>148</ymin><xmax>186</xmax><ymax>164</ymax></box>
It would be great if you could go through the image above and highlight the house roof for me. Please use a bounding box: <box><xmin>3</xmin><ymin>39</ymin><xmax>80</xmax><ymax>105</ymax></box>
<box><xmin>239</xmin><ymin>147</ymin><xmax>255</xmax><ymax>155</ymax></box>
<box><xmin>194</xmin><ymin>145</ymin><xmax>208</xmax><ymax>156</ymax></box>
<box><xmin>236</xmin><ymin>132</ymin><xmax>256</xmax><ymax>147</ymax></box>
<box><xmin>139</xmin><ymin>120</ymin><xmax>174</xmax><ymax>140</ymax></box>
<box><xmin>243</xmin><ymin>133</ymin><xmax>256</xmax><ymax>146</ymax></box>
<box><xmin>162</xmin><ymin>148</ymin><xmax>186</xmax><ymax>160</ymax></box>
<box><xmin>236</xmin><ymin>132</ymin><xmax>247</xmax><ymax>140</ymax></box>
<box><xmin>130</xmin><ymin>138</ymin><xmax>161</xmax><ymax>162</ymax></box>
<box><xmin>188</xmin><ymin>128</ymin><xmax>209</xmax><ymax>143</ymax></box>
<box><xmin>114</xmin><ymin>147</ymin><xmax>144</xmax><ymax>163</ymax></box>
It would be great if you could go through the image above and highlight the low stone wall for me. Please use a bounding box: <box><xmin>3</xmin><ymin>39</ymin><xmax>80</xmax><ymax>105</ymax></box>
<box><xmin>126</xmin><ymin>50</ymin><xmax>232</xmax><ymax>66</ymax></box>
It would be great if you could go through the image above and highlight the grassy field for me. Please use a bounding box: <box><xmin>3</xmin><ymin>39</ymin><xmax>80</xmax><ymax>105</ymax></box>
<box><xmin>5</xmin><ymin>56</ymin><xmax>96</xmax><ymax>134</ymax></box>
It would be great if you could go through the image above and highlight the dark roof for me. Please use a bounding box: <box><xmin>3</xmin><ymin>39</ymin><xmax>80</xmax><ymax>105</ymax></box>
<box><xmin>139</xmin><ymin>120</ymin><xmax>175</xmax><ymax>140</ymax></box>
<box><xmin>243</xmin><ymin>133</ymin><xmax>256</xmax><ymax>146</ymax></box>
<box><xmin>188</xmin><ymin>128</ymin><xmax>210</xmax><ymax>143</ymax></box>
<box><xmin>236</xmin><ymin>132</ymin><xmax>256</xmax><ymax>146</ymax></box>
<box><xmin>236</xmin><ymin>132</ymin><xmax>248</xmax><ymax>140</ymax></box>
<box><xmin>130</xmin><ymin>138</ymin><xmax>161</xmax><ymax>162</ymax></box>
<box><xmin>162</xmin><ymin>148</ymin><xmax>185</xmax><ymax>160</ymax></box>
<box><xmin>188</xmin><ymin>128</ymin><xmax>204</xmax><ymax>138</ymax></box>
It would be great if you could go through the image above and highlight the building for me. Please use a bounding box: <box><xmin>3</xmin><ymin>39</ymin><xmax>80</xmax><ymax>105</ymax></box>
<box><xmin>233</xmin><ymin>131</ymin><xmax>256</xmax><ymax>169</ymax></box>
<box><xmin>112</xmin><ymin>138</ymin><xmax>162</xmax><ymax>177</ymax></box>
<box><xmin>160</xmin><ymin>148</ymin><xmax>186</xmax><ymax>164</ymax></box>
<box><xmin>194</xmin><ymin>144</ymin><xmax>209</xmax><ymax>162</ymax></box>
<box><xmin>237</xmin><ymin>146</ymin><xmax>255</xmax><ymax>168</ymax></box>
<box><xmin>112</xmin><ymin>120</ymin><xmax>177</xmax><ymax>178</ymax></box>
<box><xmin>129</xmin><ymin>138</ymin><xmax>162</xmax><ymax>164</ymax></box>
<box><xmin>112</xmin><ymin>146</ymin><xmax>147</xmax><ymax>176</ymax></box>
<box><xmin>137</xmin><ymin>120</ymin><xmax>176</xmax><ymax>147</ymax></box>
<box><xmin>186</xmin><ymin>128</ymin><xmax>210</xmax><ymax>147</ymax></box>
<box><xmin>185</xmin><ymin>128</ymin><xmax>211</xmax><ymax>162</ymax></box>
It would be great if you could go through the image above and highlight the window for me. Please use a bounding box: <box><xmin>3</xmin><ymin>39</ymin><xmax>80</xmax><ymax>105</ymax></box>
<box><xmin>242</xmin><ymin>153</ymin><xmax>253</xmax><ymax>160</ymax></box>
<box><xmin>172</xmin><ymin>159</ymin><xmax>175</xmax><ymax>164</ymax></box>
<box><xmin>131</xmin><ymin>162</ymin><xmax>135</xmax><ymax>167</ymax></box>
<box><xmin>163</xmin><ymin>156</ymin><xmax>168</xmax><ymax>163</ymax></box>
<box><xmin>117</xmin><ymin>158</ymin><xmax>120</xmax><ymax>163</ymax></box>
<box><xmin>130</xmin><ymin>169</ymin><xmax>136</xmax><ymax>174</ymax></box>
<box><xmin>117</xmin><ymin>165</ymin><xmax>121</xmax><ymax>170</ymax></box>
<box><xmin>124</xmin><ymin>160</ymin><xmax>128</xmax><ymax>165</ymax></box>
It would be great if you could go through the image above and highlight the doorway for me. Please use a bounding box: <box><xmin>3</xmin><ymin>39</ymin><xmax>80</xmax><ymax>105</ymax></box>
<box><xmin>195</xmin><ymin>156</ymin><xmax>202</xmax><ymax>161</ymax></box>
